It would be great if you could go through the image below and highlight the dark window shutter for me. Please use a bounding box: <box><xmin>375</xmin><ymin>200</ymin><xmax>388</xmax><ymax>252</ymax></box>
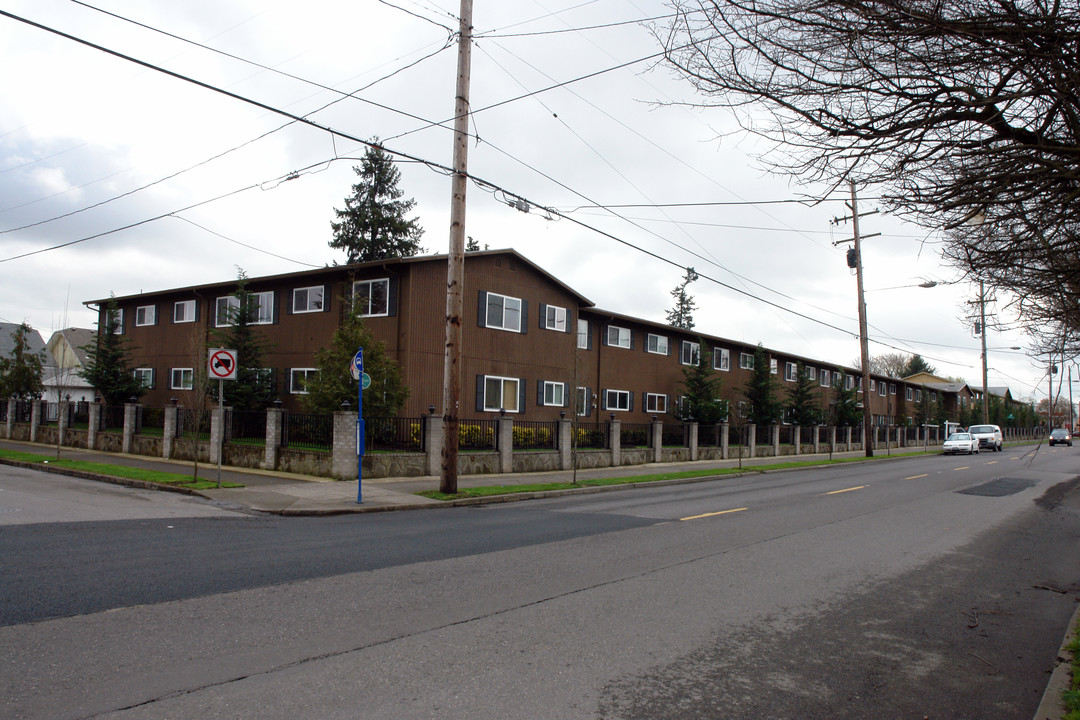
<box><xmin>587</xmin><ymin>328</ymin><xmax>593</xmax><ymax>351</ymax></box>
<box><xmin>286</xmin><ymin>369</ymin><xmax>293</xmax><ymax>394</ymax></box>
<box><xmin>564</xmin><ymin>314</ymin><xmax>571</xmax><ymax>334</ymax></box>
<box><xmin>629</xmin><ymin>331</ymin><xmax>635</xmax><ymax>350</ymax></box>
<box><xmin>388</xmin><ymin>277</ymin><xmax>398</xmax><ymax>317</ymax></box>
<box><xmin>150</xmin><ymin>368</ymin><xmax>156</xmax><ymax>389</ymax></box>
<box><xmin>629</xmin><ymin>392</ymin><xmax>634</xmax><ymax>412</ymax></box>
<box><xmin>601</xmin><ymin>389</ymin><xmax>608</xmax><ymax>411</ymax></box>
<box><xmin>272</xmin><ymin>291</ymin><xmax>280</xmax><ymax>324</ymax></box>
<box><xmin>539</xmin><ymin>303</ymin><xmax>547</xmax><ymax>330</ymax></box>
<box><xmin>563</xmin><ymin>383</ymin><xmax>569</xmax><ymax>408</ymax></box>
<box><xmin>477</xmin><ymin>291</ymin><xmax>487</xmax><ymax>328</ymax></box>
<box><xmin>642</xmin><ymin>392</ymin><xmax>647</xmax><ymax>411</ymax></box>
<box><xmin>518</xmin><ymin>380</ymin><xmax>526</xmax><ymax>412</ymax></box>
<box><xmin>603</xmin><ymin>326</ymin><xmax>611</xmax><ymax>347</ymax></box>
<box><xmin>322</xmin><ymin>285</ymin><xmax>331</xmax><ymax>313</ymax></box>
<box><xmin>519</xmin><ymin>299</ymin><xmax>528</xmax><ymax>334</ymax></box>
<box><xmin>537</xmin><ymin>379</ymin><xmax>544</xmax><ymax>406</ymax></box>
<box><xmin>193</xmin><ymin>299</ymin><xmax>200</xmax><ymax>322</ymax></box>
<box><xmin>286</xmin><ymin>290</ymin><xmax>295</xmax><ymax>316</ymax></box>
<box><xmin>476</xmin><ymin>375</ymin><xmax>485</xmax><ymax>412</ymax></box>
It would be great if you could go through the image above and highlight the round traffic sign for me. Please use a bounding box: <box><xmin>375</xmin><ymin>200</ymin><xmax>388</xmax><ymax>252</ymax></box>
<box><xmin>361</xmin><ymin>372</ymin><xmax>371</xmax><ymax>390</ymax></box>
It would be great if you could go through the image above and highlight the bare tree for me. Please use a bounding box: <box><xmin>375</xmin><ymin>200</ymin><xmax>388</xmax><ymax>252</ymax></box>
<box><xmin>660</xmin><ymin>1</ymin><xmax>1080</xmax><ymax>342</ymax></box>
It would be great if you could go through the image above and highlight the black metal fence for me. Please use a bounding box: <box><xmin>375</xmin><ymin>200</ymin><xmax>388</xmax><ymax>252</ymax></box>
<box><xmin>574</xmin><ymin>422</ymin><xmax>607</xmax><ymax>449</ymax></box>
<box><xmin>366</xmin><ymin>417</ymin><xmax>424</xmax><ymax>452</ymax></box>
<box><xmin>755</xmin><ymin>424</ymin><xmax>771</xmax><ymax>445</ymax></box>
<box><xmin>778</xmin><ymin>425</ymin><xmax>795</xmax><ymax>445</ymax></box>
<box><xmin>225</xmin><ymin>409</ymin><xmax>266</xmax><ymax>445</ymax></box>
<box><xmin>511</xmin><ymin>420</ymin><xmax>557</xmax><ymax>450</ymax></box>
<box><xmin>14</xmin><ymin>401</ymin><xmax>31</xmax><ymax>423</ymax></box>
<box><xmin>282</xmin><ymin>412</ymin><xmax>332</xmax><ymax>451</ymax></box>
<box><xmin>72</xmin><ymin>401</ymin><xmax>90</xmax><ymax>428</ymax></box>
<box><xmin>458</xmin><ymin>419</ymin><xmax>498</xmax><ymax>451</ymax></box>
<box><xmin>620</xmin><ymin>422</ymin><xmax>651</xmax><ymax>448</ymax></box>
<box><xmin>99</xmin><ymin>405</ymin><xmax>126</xmax><ymax>433</ymax></box>
<box><xmin>698</xmin><ymin>424</ymin><xmax>722</xmax><ymax>447</ymax></box>
<box><xmin>661</xmin><ymin>423</ymin><xmax>686</xmax><ymax>447</ymax></box>
<box><xmin>138</xmin><ymin>406</ymin><xmax>165</xmax><ymax>436</ymax></box>
<box><xmin>177</xmin><ymin>408</ymin><xmax>210</xmax><ymax>439</ymax></box>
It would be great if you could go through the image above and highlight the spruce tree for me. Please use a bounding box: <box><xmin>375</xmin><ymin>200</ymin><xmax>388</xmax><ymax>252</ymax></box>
<box><xmin>788</xmin><ymin>361</ymin><xmax>819</xmax><ymax>427</ymax></box>
<box><xmin>80</xmin><ymin>300</ymin><xmax>145</xmax><ymax>406</ymax></box>
<box><xmin>329</xmin><ymin>142</ymin><xmax>424</xmax><ymax>264</ymax></box>
<box><xmin>833</xmin><ymin>370</ymin><xmax>861</xmax><ymax>427</ymax></box>
<box><xmin>665</xmin><ymin>268</ymin><xmax>698</xmax><ymax>330</ymax></box>
<box><xmin>743</xmin><ymin>344</ymin><xmax>781</xmax><ymax>425</ymax></box>
<box><xmin>0</xmin><ymin>322</ymin><xmax>45</xmax><ymax>400</ymax></box>
<box><xmin>302</xmin><ymin>299</ymin><xmax>408</xmax><ymax>417</ymax></box>
<box><xmin>213</xmin><ymin>270</ymin><xmax>275</xmax><ymax>411</ymax></box>
<box><xmin>680</xmin><ymin>344</ymin><xmax>728</xmax><ymax>424</ymax></box>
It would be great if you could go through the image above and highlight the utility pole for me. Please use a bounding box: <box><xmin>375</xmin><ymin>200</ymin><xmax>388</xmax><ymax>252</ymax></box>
<box><xmin>979</xmin><ymin>281</ymin><xmax>989</xmax><ymax>424</ymax></box>
<box><xmin>832</xmin><ymin>181</ymin><xmax>879</xmax><ymax>457</ymax></box>
<box><xmin>440</xmin><ymin>0</ymin><xmax>473</xmax><ymax>494</ymax></box>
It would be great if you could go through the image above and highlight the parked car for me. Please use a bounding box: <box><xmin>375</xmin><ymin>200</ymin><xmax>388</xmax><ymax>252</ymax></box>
<box><xmin>968</xmin><ymin>424</ymin><xmax>1003</xmax><ymax>452</ymax></box>
<box><xmin>943</xmin><ymin>432</ymin><xmax>979</xmax><ymax>455</ymax></box>
<box><xmin>1049</xmin><ymin>428</ymin><xmax>1073</xmax><ymax>447</ymax></box>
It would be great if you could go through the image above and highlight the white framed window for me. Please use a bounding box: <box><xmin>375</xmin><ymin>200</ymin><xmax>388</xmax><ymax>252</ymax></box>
<box><xmin>832</xmin><ymin>371</ymin><xmax>842</xmax><ymax>387</ymax></box>
<box><xmin>543</xmin><ymin>305</ymin><xmax>567</xmax><ymax>332</ymax></box>
<box><xmin>134</xmin><ymin>368</ymin><xmax>155</xmax><ymax>388</ymax></box>
<box><xmin>290</xmin><ymin>368</ymin><xmax>318</xmax><ymax>394</ymax></box>
<box><xmin>485</xmin><ymin>291</ymin><xmax>522</xmax><ymax>332</ymax></box>
<box><xmin>879</xmin><ymin>382</ymin><xmax>887</xmax><ymax>397</ymax></box>
<box><xmin>869</xmin><ymin>379</ymin><xmax>876</xmax><ymax>393</ymax></box>
<box><xmin>906</xmin><ymin>387</ymin><xmax>913</xmax><ymax>401</ymax></box>
<box><xmin>646</xmin><ymin>333</ymin><xmax>669</xmax><ymax>355</ymax></box>
<box><xmin>354</xmin><ymin>278</ymin><xmax>390</xmax><ymax>317</ymax></box>
<box><xmin>135</xmin><ymin>305</ymin><xmax>156</xmax><ymax>327</ymax></box>
<box><xmin>645</xmin><ymin>393</ymin><xmax>667</xmax><ymax>413</ymax></box>
<box><xmin>215</xmin><ymin>296</ymin><xmax>239</xmax><ymax>327</ymax></box>
<box><xmin>739</xmin><ymin>352</ymin><xmax>754</xmax><ymax>370</ymax></box>
<box><xmin>889</xmin><ymin>383</ymin><xmax>897</xmax><ymax>395</ymax></box>
<box><xmin>680</xmin><ymin>341</ymin><xmax>700</xmax><ymax>366</ymax></box>
<box><xmin>484</xmin><ymin>375</ymin><xmax>520</xmax><ymax>412</ymax></box>
<box><xmin>576</xmin><ymin>386</ymin><xmax>591</xmax><ymax>416</ymax></box>
<box><xmin>820</xmin><ymin>371</ymin><xmax>831</xmax><ymax>388</ymax></box>
<box><xmin>805</xmin><ymin>366</ymin><xmax>816</xmax><ymax>381</ymax></box>
<box><xmin>931</xmin><ymin>392</ymin><xmax>938</xmax><ymax>402</ymax></box>
<box><xmin>170</xmin><ymin>368</ymin><xmax>193</xmax><ymax>391</ymax></box>
<box><xmin>846</xmin><ymin>375</ymin><xmax>855</xmax><ymax>390</ymax></box>
<box><xmin>577</xmin><ymin>319</ymin><xmax>590</xmax><ymax>349</ymax></box>
<box><xmin>770</xmin><ymin>358</ymin><xmax>778</xmax><ymax>375</ymax></box>
<box><xmin>915</xmin><ymin>389</ymin><xmax>922</xmax><ymax>402</ymax></box>
<box><xmin>607</xmin><ymin>325</ymin><xmax>631</xmax><ymax>348</ymax></box>
<box><xmin>252</xmin><ymin>291</ymin><xmax>274</xmax><ymax>324</ymax></box>
<box><xmin>714</xmin><ymin>348</ymin><xmax>730</xmax><ymax>371</ymax></box>
<box><xmin>292</xmin><ymin>285</ymin><xmax>325</xmax><ymax>314</ymax></box>
<box><xmin>785</xmin><ymin>362</ymin><xmax>798</xmax><ymax>382</ymax></box>
<box><xmin>173</xmin><ymin>300</ymin><xmax>196</xmax><ymax>323</ymax></box>
<box><xmin>605</xmin><ymin>389</ymin><xmax>631</xmax><ymax>412</ymax></box>
<box><xmin>737</xmin><ymin>400</ymin><xmax>749</xmax><ymax>418</ymax></box>
<box><xmin>541</xmin><ymin>381</ymin><xmax>566</xmax><ymax>407</ymax></box>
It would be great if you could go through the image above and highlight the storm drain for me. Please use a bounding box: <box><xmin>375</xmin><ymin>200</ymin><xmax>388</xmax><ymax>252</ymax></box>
<box><xmin>957</xmin><ymin>478</ymin><xmax>1036</xmax><ymax>497</ymax></box>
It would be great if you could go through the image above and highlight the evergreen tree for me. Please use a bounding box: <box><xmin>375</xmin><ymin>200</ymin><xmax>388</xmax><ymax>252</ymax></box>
<box><xmin>302</xmin><ymin>299</ymin><xmax>409</xmax><ymax>417</ymax></box>
<box><xmin>787</xmin><ymin>361</ymin><xmax>819</xmax><ymax>427</ymax></box>
<box><xmin>665</xmin><ymin>268</ymin><xmax>698</xmax><ymax>330</ymax></box>
<box><xmin>901</xmin><ymin>354</ymin><xmax>936</xmax><ymax>377</ymax></box>
<box><xmin>0</xmin><ymin>322</ymin><xmax>45</xmax><ymax>400</ymax></box>
<box><xmin>833</xmin><ymin>371</ymin><xmax>861</xmax><ymax>427</ymax></box>
<box><xmin>80</xmin><ymin>300</ymin><xmax>145</xmax><ymax>406</ymax></box>
<box><xmin>743</xmin><ymin>344</ymin><xmax>781</xmax><ymax>425</ymax></box>
<box><xmin>212</xmin><ymin>270</ymin><xmax>276</xmax><ymax>411</ymax></box>
<box><xmin>679</xmin><ymin>344</ymin><xmax>728</xmax><ymax>424</ymax></box>
<box><xmin>329</xmin><ymin>142</ymin><xmax>424</xmax><ymax>264</ymax></box>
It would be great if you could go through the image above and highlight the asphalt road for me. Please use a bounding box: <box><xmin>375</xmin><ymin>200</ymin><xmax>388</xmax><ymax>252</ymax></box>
<box><xmin>2</xmin><ymin>447</ymin><xmax>1079</xmax><ymax>719</ymax></box>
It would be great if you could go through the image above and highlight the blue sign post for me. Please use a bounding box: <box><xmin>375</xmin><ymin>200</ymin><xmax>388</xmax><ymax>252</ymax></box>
<box><xmin>353</xmin><ymin>348</ymin><xmax>365</xmax><ymax>503</ymax></box>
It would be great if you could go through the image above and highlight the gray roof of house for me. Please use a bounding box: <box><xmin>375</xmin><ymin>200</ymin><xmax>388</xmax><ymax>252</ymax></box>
<box><xmin>52</xmin><ymin>327</ymin><xmax>96</xmax><ymax>366</ymax></box>
<box><xmin>0</xmin><ymin>322</ymin><xmax>55</xmax><ymax>367</ymax></box>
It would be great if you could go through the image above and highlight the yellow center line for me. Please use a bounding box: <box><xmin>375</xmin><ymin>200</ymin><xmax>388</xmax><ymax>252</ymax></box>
<box><xmin>825</xmin><ymin>485</ymin><xmax>867</xmax><ymax>495</ymax></box>
<box><xmin>681</xmin><ymin>507</ymin><xmax>748</xmax><ymax>522</ymax></box>
<box><xmin>987</xmin><ymin>460</ymin><xmax>998</xmax><ymax>465</ymax></box>
<box><xmin>954</xmin><ymin>466</ymin><xmax>969</xmax><ymax>471</ymax></box>
<box><xmin>905</xmin><ymin>474</ymin><xmax>928</xmax><ymax>480</ymax></box>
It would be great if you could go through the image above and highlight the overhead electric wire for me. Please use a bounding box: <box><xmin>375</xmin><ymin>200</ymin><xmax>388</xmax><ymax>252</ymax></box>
<box><xmin>0</xmin><ymin>8</ymin><xmax>980</xmax><ymax>368</ymax></box>
<box><xmin>474</xmin><ymin>12</ymin><xmax>675</xmax><ymax>38</ymax></box>
<box><xmin>169</xmin><ymin>215</ymin><xmax>322</xmax><ymax>268</ymax></box>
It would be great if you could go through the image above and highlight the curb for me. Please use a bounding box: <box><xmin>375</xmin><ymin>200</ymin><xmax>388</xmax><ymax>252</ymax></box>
<box><xmin>0</xmin><ymin>457</ymin><xmax>211</xmax><ymax>499</ymax></box>
<box><xmin>1033</xmin><ymin>601</ymin><xmax>1080</xmax><ymax>720</ymax></box>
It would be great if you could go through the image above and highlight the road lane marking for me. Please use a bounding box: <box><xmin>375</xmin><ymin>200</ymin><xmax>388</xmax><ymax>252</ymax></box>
<box><xmin>824</xmin><ymin>485</ymin><xmax>867</xmax><ymax>495</ymax></box>
<box><xmin>987</xmin><ymin>461</ymin><xmax>998</xmax><ymax>465</ymax></box>
<box><xmin>681</xmin><ymin>507</ymin><xmax>748</xmax><ymax>521</ymax></box>
<box><xmin>954</xmin><ymin>466</ymin><xmax>969</xmax><ymax>471</ymax></box>
<box><xmin>905</xmin><ymin>474</ymin><xmax>928</xmax><ymax>480</ymax></box>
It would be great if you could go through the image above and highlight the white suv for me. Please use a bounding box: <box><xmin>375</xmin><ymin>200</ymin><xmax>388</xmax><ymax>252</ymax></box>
<box><xmin>968</xmin><ymin>424</ymin><xmax>1003</xmax><ymax>452</ymax></box>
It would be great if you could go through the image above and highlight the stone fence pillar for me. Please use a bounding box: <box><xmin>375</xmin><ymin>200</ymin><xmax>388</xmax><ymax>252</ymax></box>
<box><xmin>558</xmin><ymin>418</ymin><xmax>572</xmax><ymax>470</ymax></box>
<box><xmin>331</xmin><ymin>411</ymin><xmax>358</xmax><ymax>480</ymax></box>
<box><xmin>793</xmin><ymin>425</ymin><xmax>801</xmax><ymax>455</ymax></box>
<box><xmin>688</xmin><ymin>421</ymin><xmax>699</xmax><ymax>461</ymax></box>
<box><xmin>425</xmin><ymin>414</ymin><xmax>444</xmax><ymax>476</ymax></box>
<box><xmin>609</xmin><ymin>419</ymin><xmax>621</xmax><ymax>466</ymax></box>
<box><xmin>264</xmin><ymin>407</ymin><xmax>282</xmax><ymax>470</ymax></box>
<box><xmin>771</xmin><ymin>424</ymin><xmax>780</xmax><ymax>456</ymax></box>
<box><xmin>87</xmin><ymin>402</ymin><xmax>100</xmax><ymax>449</ymax></box>
<box><xmin>29</xmin><ymin>400</ymin><xmax>41</xmax><ymax>443</ymax></box>
<box><xmin>122</xmin><ymin>403</ymin><xmax>137</xmax><ymax>454</ymax></box>
<box><xmin>650</xmin><ymin>419</ymin><xmax>663</xmax><ymax>463</ymax></box>
<box><xmin>747</xmin><ymin>423</ymin><xmax>756</xmax><ymax>458</ymax></box>
<box><xmin>163</xmin><ymin>405</ymin><xmax>178</xmax><ymax>459</ymax></box>
<box><xmin>721</xmin><ymin>421</ymin><xmax>730</xmax><ymax>459</ymax></box>
<box><xmin>498</xmin><ymin>416</ymin><xmax>513</xmax><ymax>474</ymax></box>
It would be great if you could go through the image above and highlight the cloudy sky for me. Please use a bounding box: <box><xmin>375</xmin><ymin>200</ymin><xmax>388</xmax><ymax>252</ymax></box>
<box><xmin>0</xmin><ymin>0</ymin><xmax>1057</xmax><ymax>403</ymax></box>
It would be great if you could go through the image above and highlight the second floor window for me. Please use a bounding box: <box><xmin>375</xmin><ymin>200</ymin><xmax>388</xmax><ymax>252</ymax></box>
<box><xmin>216</xmin><ymin>292</ymin><xmax>273</xmax><ymax>327</ymax></box>
<box><xmin>135</xmin><ymin>305</ymin><xmax>156</xmax><ymax>326</ymax></box>
<box><xmin>739</xmin><ymin>352</ymin><xmax>754</xmax><ymax>370</ymax></box>
<box><xmin>293</xmin><ymin>286</ymin><xmax>325</xmax><ymax>313</ymax></box>
<box><xmin>354</xmin><ymin>279</ymin><xmax>389</xmax><ymax>317</ymax></box>
<box><xmin>607</xmin><ymin>326</ymin><xmax>631</xmax><ymax>349</ymax></box>
<box><xmin>543</xmin><ymin>304</ymin><xmax>567</xmax><ymax>332</ymax></box>
<box><xmin>577</xmin><ymin>319</ymin><xmax>590</xmax><ymax>349</ymax></box>
<box><xmin>785</xmin><ymin>362</ymin><xmax>798</xmax><ymax>382</ymax></box>
<box><xmin>680</xmin><ymin>341</ymin><xmax>700</xmax><ymax>366</ymax></box>
<box><xmin>714</xmin><ymin>348</ymin><xmax>730</xmax><ymax>371</ymax></box>
<box><xmin>646</xmin><ymin>334</ymin><xmax>668</xmax><ymax>355</ymax></box>
<box><xmin>173</xmin><ymin>300</ymin><xmax>196</xmax><ymax>323</ymax></box>
<box><xmin>486</xmin><ymin>291</ymin><xmax>522</xmax><ymax>332</ymax></box>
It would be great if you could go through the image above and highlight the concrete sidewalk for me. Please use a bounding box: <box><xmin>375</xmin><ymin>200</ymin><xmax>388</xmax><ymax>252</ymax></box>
<box><xmin>0</xmin><ymin>437</ymin><xmax>976</xmax><ymax>515</ymax></box>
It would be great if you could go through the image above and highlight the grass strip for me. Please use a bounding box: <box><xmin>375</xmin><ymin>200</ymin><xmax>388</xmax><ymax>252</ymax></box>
<box><xmin>416</xmin><ymin>451</ymin><xmax>946</xmax><ymax>501</ymax></box>
<box><xmin>0</xmin><ymin>448</ymin><xmax>243</xmax><ymax>489</ymax></box>
<box><xmin>1063</xmin><ymin>631</ymin><xmax>1080</xmax><ymax>720</ymax></box>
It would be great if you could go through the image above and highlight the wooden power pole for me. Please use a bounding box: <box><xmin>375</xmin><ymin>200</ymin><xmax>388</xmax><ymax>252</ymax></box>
<box><xmin>440</xmin><ymin>0</ymin><xmax>473</xmax><ymax>494</ymax></box>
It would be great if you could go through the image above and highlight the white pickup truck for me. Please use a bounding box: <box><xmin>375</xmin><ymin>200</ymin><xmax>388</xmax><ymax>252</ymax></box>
<box><xmin>968</xmin><ymin>424</ymin><xmax>1003</xmax><ymax>452</ymax></box>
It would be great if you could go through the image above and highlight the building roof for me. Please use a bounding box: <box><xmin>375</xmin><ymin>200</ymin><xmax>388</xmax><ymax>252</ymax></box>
<box><xmin>47</xmin><ymin>328</ymin><xmax>95</xmax><ymax>368</ymax></box>
<box><xmin>86</xmin><ymin>248</ymin><xmax>595</xmax><ymax>309</ymax></box>
<box><xmin>0</xmin><ymin>322</ymin><xmax>55</xmax><ymax>367</ymax></box>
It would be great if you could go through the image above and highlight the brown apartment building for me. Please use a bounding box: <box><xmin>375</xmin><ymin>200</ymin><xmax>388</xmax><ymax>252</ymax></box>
<box><xmin>86</xmin><ymin>249</ymin><xmax>948</xmax><ymax>425</ymax></box>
